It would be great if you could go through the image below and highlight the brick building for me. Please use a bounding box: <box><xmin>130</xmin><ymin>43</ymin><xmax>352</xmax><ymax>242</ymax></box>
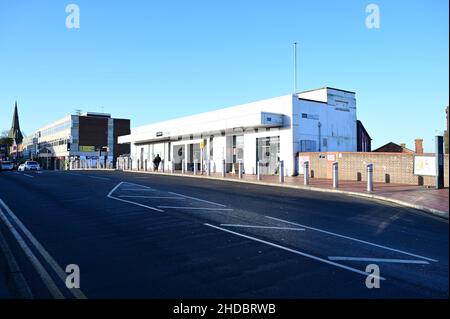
<box><xmin>373</xmin><ymin>142</ymin><xmax>415</xmax><ymax>153</ymax></box>
<box><xmin>356</xmin><ymin>120</ymin><xmax>371</xmax><ymax>152</ymax></box>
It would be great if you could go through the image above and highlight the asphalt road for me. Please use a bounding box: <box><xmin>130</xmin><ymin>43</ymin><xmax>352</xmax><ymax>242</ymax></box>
<box><xmin>0</xmin><ymin>169</ymin><xmax>448</xmax><ymax>298</ymax></box>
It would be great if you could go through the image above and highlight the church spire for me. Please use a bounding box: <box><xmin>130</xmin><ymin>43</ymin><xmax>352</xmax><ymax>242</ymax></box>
<box><xmin>8</xmin><ymin>101</ymin><xmax>23</xmax><ymax>145</ymax></box>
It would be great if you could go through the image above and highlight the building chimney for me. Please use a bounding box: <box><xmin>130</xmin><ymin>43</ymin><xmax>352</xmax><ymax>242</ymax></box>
<box><xmin>400</xmin><ymin>143</ymin><xmax>406</xmax><ymax>149</ymax></box>
<box><xmin>415</xmin><ymin>139</ymin><xmax>424</xmax><ymax>154</ymax></box>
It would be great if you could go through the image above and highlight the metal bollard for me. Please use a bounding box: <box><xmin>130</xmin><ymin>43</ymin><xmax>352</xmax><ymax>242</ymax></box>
<box><xmin>170</xmin><ymin>162</ymin><xmax>174</xmax><ymax>173</ymax></box>
<box><xmin>367</xmin><ymin>164</ymin><xmax>374</xmax><ymax>192</ymax></box>
<box><xmin>137</xmin><ymin>160</ymin><xmax>140</xmax><ymax>171</ymax></box>
<box><xmin>332</xmin><ymin>162</ymin><xmax>339</xmax><ymax>188</ymax></box>
<box><xmin>145</xmin><ymin>159</ymin><xmax>148</xmax><ymax>171</ymax></box>
<box><xmin>257</xmin><ymin>161</ymin><xmax>261</xmax><ymax>180</ymax></box>
<box><xmin>279</xmin><ymin>160</ymin><xmax>284</xmax><ymax>183</ymax></box>
<box><xmin>304</xmin><ymin>161</ymin><xmax>309</xmax><ymax>185</ymax></box>
<box><xmin>193</xmin><ymin>160</ymin><xmax>198</xmax><ymax>175</ymax></box>
<box><xmin>207</xmin><ymin>160</ymin><xmax>211</xmax><ymax>176</ymax></box>
<box><xmin>181</xmin><ymin>160</ymin><xmax>185</xmax><ymax>174</ymax></box>
<box><xmin>222</xmin><ymin>159</ymin><xmax>226</xmax><ymax>177</ymax></box>
<box><xmin>238</xmin><ymin>160</ymin><xmax>243</xmax><ymax>179</ymax></box>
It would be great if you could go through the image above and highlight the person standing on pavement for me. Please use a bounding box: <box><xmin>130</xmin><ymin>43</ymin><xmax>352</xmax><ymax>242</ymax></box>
<box><xmin>153</xmin><ymin>154</ymin><xmax>162</xmax><ymax>171</ymax></box>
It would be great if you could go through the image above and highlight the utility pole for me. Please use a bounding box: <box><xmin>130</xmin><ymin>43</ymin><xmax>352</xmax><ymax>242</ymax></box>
<box><xmin>294</xmin><ymin>42</ymin><xmax>298</xmax><ymax>93</ymax></box>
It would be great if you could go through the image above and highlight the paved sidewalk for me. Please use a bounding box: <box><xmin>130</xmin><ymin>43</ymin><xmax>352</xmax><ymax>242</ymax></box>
<box><xmin>116</xmin><ymin>168</ymin><xmax>449</xmax><ymax>218</ymax></box>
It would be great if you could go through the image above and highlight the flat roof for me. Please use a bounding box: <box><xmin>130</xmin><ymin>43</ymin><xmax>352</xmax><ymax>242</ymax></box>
<box><xmin>299</xmin><ymin>87</ymin><xmax>356</xmax><ymax>95</ymax></box>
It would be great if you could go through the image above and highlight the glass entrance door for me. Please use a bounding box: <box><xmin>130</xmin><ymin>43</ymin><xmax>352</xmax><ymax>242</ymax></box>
<box><xmin>256</xmin><ymin>136</ymin><xmax>280</xmax><ymax>175</ymax></box>
<box><xmin>187</xmin><ymin>143</ymin><xmax>201</xmax><ymax>171</ymax></box>
<box><xmin>172</xmin><ymin>145</ymin><xmax>185</xmax><ymax>170</ymax></box>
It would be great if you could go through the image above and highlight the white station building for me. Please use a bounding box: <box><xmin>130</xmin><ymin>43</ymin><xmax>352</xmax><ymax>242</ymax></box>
<box><xmin>118</xmin><ymin>87</ymin><xmax>358</xmax><ymax>176</ymax></box>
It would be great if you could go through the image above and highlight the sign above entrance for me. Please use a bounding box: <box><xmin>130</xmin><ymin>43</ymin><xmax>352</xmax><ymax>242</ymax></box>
<box><xmin>79</xmin><ymin>145</ymin><xmax>95</xmax><ymax>152</ymax></box>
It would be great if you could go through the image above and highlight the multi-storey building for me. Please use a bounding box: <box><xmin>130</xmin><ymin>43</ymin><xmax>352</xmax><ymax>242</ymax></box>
<box><xmin>22</xmin><ymin>112</ymin><xmax>130</xmax><ymax>169</ymax></box>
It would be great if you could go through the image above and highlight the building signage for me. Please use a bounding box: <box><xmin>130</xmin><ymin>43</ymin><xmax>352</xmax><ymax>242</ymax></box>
<box><xmin>79</xmin><ymin>145</ymin><xmax>96</xmax><ymax>152</ymax></box>
<box><xmin>413</xmin><ymin>155</ymin><xmax>436</xmax><ymax>176</ymax></box>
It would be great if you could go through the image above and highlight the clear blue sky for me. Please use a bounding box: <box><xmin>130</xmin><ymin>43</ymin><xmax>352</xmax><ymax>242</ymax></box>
<box><xmin>0</xmin><ymin>0</ymin><xmax>448</xmax><ymax>151</ymax></box>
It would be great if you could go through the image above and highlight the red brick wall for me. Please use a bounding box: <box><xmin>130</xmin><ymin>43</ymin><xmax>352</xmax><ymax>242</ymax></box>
<box><xmin>298</xmin><ymin>152</ymin><xmax>449</xmax><ymax>187</ymax></box>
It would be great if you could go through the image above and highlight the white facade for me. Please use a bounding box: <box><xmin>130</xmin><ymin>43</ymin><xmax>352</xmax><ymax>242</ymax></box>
<box><xmin>119</xmin><ymin>87</ymin><xmax>357</xmax><ymax>176</ymax></box>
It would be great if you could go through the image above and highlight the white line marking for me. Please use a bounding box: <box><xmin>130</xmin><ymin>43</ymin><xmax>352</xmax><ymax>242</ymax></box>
<box><xmin>158</xmin><ymin>206</ymin><xmax>233</xmax><ymax>211</ymax></box>
<box><xmin>0</xmin><ymin>219</ymin><xmax>33</xmax><ymax>298</ymax></box>
<box><xmin>204</xmin><ymin>223</ymin><xmax>385</xmax><ymax>280</ymax></box>
<box><xmin>121</xmin><ymin>189</ymin><xmax>157</xmax><ymax>192</ymax></box>
<box><xmin>107</xmin><ymin>182</ymin><xmax>164</xmax><ymax>212</ymax></box>
<box><xmin>266</xmin><ymin>216</ymin><xmax>438</xmax><ymax>263</ymax></box>
<box><xmin>120</xmin><ymin>182</ymin><xmax>156</xmax><ymax>191</ymax></box>
<box><xmin>168</xmin><ymin>192</ymin><xmax>227</xmax><ymax>207</ymax></box>
<box><xmin>110</xmin><ymin>196</ymin><xmax>165</xmax><ymax>212</ymax></box>
<box><xmin>107</xmin><ymin>181</ymin><xmax>124</xmax><ymax>197</ymax></box>
<box><xmin>23</xmin><ymin>174</ymin><xmax>34</xmax><ymax>178</ymax></box>
<box><xmin>122</xmin><ymin>181</ymin><xmax>153</xmax><ymax>188</ymax></box>
<box><xmin>66</xmin><ymin>173</ymin><xmax>82</xmax><ymax>176</ymax></box>
<box><xmin>88</xmin><ymin>175</ymin><xmax>110</xmax><ymax>181</ymax></box>
<box><xmin>328</xmin><ymin>257</ymin><xmax>429</xmax><ymax>264</ymax></box>
<box><xmin>0</xmin><ymin>198</ymin><xmax>87</xmax><ymax>299</ymax></box>
<box><xmin>0</xmin><ymin>203</ymin><xmax>64</xmax><ymax>298</ymax></box>
<box><xmin>117</xmin><ymin>182</ymin><xmax>229</xmax><ymax>209</ymax></box>
<box><xmin>220</xmin><ymin>224</ymin><xmax>305</xmax><ymax>231</ymax></box>
<box><xmin>118</xmin><ymin>195</ymin><xmax>185</xmax><ymax>199</ymax></box>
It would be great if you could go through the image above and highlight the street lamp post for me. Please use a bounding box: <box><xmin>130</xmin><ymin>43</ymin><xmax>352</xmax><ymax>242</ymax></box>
<box><xmin>97</xmin><ymin>146</ymin><xmax>108</xmax><ymax>169</ymax></box>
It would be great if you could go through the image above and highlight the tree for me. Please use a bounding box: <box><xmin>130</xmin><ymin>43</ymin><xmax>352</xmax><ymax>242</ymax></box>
<box><xmin>0</xmin><ymin>130</ymin><xmax>13</xmax><ymax>147</ymax></box>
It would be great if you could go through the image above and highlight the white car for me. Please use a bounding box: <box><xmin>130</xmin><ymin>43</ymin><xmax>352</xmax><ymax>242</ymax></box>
<box><xmin>0</xmin><ymin>161</ymin><xmax>14</xmax><ymax>171</ymax></box>
<box><xmin>18</xmin><ymin>161</ymin><xmax>41</xmax><ymax>171</ymax></box>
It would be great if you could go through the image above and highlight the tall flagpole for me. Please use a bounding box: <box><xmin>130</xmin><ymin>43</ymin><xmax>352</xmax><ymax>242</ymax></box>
<box><xmin>294</xmin><ymin>42</ymin><xmax>298</xmax><ymax>93</ymax></box>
